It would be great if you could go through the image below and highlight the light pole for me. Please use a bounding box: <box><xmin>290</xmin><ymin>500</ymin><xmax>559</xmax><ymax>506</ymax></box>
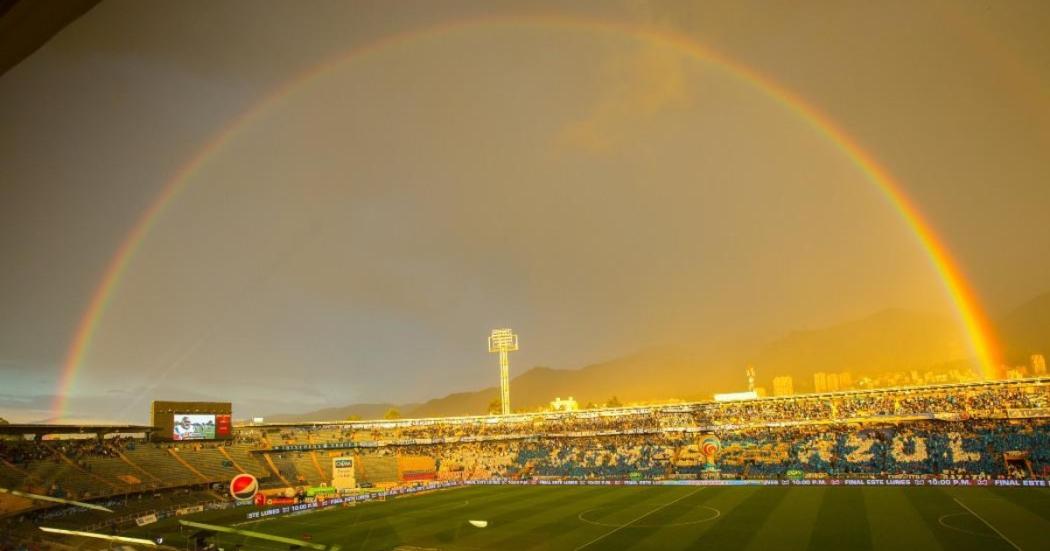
<box><xmin>488</xmin><ymin>328</ymin><xmax>519</xmax><ymax>415</ymax></box>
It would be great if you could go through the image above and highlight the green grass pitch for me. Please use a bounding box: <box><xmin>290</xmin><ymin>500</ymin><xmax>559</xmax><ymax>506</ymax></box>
<box><xmin>136</xmin><ymin>485</ymin><xmax>1050</xmax><ymax>550</ymax></box>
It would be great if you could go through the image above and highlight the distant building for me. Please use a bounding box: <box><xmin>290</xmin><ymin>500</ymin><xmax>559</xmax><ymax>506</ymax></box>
<box><xmin>550</xmin><ymin>397</ymin><xmax>578</xmax><ymax>412</ymax></box>
<box><xmin>826</xmin><ymin>373</ymin><xmax>840</xmax><ymax>392</ymax></box>
<box><xmin>837</xmin><ymin>372</ymin><xmax>853</xmax><ymax>390</ymax></box>
<box><xmin>772</xmin><ymin>376</ymin><xmax>794</xmax><ymax>397</ymax></box>
<box><xmin>814</xmin><ymin>372</ymin><xmax>828</xmax><ymax>393</ymax></box>
<box><xmin>1006</xmin><ymin>368</ymin><xmax>1025</xmax><ymax>380</ymax></box>
<box><xmin>925</xmin><ymin>371</ymin><xmax>950</xmax><ymax>383</ymax></box>
<box><xmin>1033</xmin><ymin>354</ymin><xmax>1046</xmax><ymax>376</ymax></box>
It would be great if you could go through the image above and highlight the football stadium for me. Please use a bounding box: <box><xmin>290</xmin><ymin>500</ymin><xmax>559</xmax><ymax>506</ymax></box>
<box><xmin>4</xmin><ymin>2</ymin><xmax>1050</xmax><ymax>550</ymax></box>
<box><xmin>2</xmin><ymin>379</ymin><xmax>1049</xmax><ymax>549</ymax></box>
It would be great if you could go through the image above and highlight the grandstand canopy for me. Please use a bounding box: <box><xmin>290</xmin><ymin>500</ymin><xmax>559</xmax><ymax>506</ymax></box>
<box><xmin>0</xmin><ymin>0</ymin><xmax>100</xmax><ymax>76</ymax></box>
<box><xmin>0</xmin><ymin>423</ymin><xmax>155</xmax><ymax>438</ymax></box>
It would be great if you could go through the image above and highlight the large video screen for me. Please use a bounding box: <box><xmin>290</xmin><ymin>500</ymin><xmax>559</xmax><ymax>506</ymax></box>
<box><xmin>172</xmin><ymin>414</ymin><xmax>216</xmax><ymax>440</ymax></box>
<box><xmin>152</xmin><ymin>401</ymin><xmax>232</xmax><ymax>442</ymax></box>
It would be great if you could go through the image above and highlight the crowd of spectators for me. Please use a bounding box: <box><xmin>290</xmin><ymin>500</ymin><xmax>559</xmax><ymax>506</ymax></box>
<box><xmin>0</xmin><ymin>381</ymin><xmax>1046</xmax><ymax>550</ymax></box>
<box><xmin>0</xmin><ymin>442</ymin><xmax>52</xmax><ymax>465</ymax></box>
<box><xmin>259</xmin><ymin>381</ymin><xmax>1047</xmax><ymax>448</ymax></box>
<box><xmin>0</xmin><ymin>437</ymin><xmax>137</xmax><ymax>467</ymax></box>
<box><xmin>0</xmin><ymin>380</ymin><xmax>1045</xmax><ymax>511</ymax></box>
<box><xmin>362</xmin><ymin>418</ymin><xmax>1049</xmax><ymax>481</ymax></box>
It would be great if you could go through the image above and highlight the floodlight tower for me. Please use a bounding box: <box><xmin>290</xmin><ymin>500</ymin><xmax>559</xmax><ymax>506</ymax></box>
<box><xmin>488</xmin><ymin>328</ymin><xmax>519</xmax><ymax>415</ymax></box>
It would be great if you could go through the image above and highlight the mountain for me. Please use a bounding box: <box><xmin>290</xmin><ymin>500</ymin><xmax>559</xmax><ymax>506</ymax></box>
<box><xmin>407</xmin><ymin>347</ymin><xmax>744</xmax><ymax>418</ymax></box>
<box><xmin>269</xmin><ymin>308</ymin><xmax>975</xmax><ymax>421</ymax></box>
<box><xmin>997</xmin><ymin>291</ymin><xmax>1050</xmax><ymax>365</ymax></box>
<box><xmin>266</xmin><ymin>403</ymin><xmax>414</xmax><ymax>423</ymax></box>
<box><xmin>753</xmin><ymin>308</ymin><xmax>969</xmax><ymax>391</ymax></box>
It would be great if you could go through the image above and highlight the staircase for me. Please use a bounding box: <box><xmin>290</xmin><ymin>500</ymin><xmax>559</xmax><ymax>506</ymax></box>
<box><xmin>261</xmin><ymin>453</ymin><xmax>292</xmax><ymax>486</ymax></box>
<box><xmin>166</xmin><ymin>448</ymin><xmax>210</xmax><ymax>483</ymax></box>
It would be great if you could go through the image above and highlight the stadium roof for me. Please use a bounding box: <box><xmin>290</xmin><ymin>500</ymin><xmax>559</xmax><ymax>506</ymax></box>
<box><xmin>0</xmin><ymin>423</ymin><xmax>155</xmax><ymax>437</ymax></box>
<box><xmin>0</xmin><ymin>0</ymin><xmax>100</xmax><ymax>76</ymax></box>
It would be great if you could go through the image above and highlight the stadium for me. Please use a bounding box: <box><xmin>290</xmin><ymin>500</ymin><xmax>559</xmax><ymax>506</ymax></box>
<box><xmin>4</xmin><ymin>2</ymin><xmax>1050</xmax><ymax>550</ymax></box>
<box><xmin>1</xmin><ymin>377</ymin><xmax>1048</xmax><ymax>549</ymax></box>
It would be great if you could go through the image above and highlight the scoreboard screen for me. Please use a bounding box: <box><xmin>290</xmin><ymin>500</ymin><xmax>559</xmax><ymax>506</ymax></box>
<box><xmin>172</xmin><ymin>413</ymin><xmax>233</xmax><ymax>440</ymax></box>
<box><xmin>152</xmin><ymin>401</ymin><xmax>233</xmax><ymax>441</ymax></box>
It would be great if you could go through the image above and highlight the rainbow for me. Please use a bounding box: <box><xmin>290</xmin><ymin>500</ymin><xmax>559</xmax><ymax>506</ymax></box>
<box><xmin>53</xmin><ymin>15</ymin><xmax>1001</xmax><ymax>419</ymax></box>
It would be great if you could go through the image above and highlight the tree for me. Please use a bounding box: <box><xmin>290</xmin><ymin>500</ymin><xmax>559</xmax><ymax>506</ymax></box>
<box><xmin>0</xmin><ymin>417</ymin><xmax>8</xmax><ymax>425</ymax></box>
<box><xmin>383</xmin><ymin>408</ymin><xmax>401</xmax><ymax>420</ymax></box>
<box><xmin>345</xmin><ymin>414</ymin><xmax>362</xmax><ymax>421</ymax></box>
<box><xmin>487</xmin><ymin>396</ymin><xmax>502</xmax><ymax>415</ymax></box>
<box><xmin>607</xmin><ymin>396</ymin><xmax>622</xmax><ymax>408</ymax></box>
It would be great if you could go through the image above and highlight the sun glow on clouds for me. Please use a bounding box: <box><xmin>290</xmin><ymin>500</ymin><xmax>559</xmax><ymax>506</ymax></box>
<box><xmin>559</xmin><ymin>41</ymin><xmax>694</xmax><ymax>153</ymax></box>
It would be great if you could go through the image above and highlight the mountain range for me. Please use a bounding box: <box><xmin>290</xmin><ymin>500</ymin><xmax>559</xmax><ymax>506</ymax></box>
<box><xmin>267</xmin><ymin>292</ymin><xmax>1050</xmax><ymax>422</ymax></box>
<box><xmin>997</xmin><ymin>291</ymin><xmax>1050</xmax><ymax>365</ymax></box>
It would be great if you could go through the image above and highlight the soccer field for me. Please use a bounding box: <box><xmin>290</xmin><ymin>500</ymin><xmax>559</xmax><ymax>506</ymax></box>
<box><xmin>142</xmin><ymin>484</ymin><xmax>1050</xmax><ymax>550</ymax></box>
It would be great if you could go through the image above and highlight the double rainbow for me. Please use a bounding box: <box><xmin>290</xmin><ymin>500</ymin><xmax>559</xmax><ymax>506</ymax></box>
<box><xmin>52</xmin><ymin>16</ymin><xmax>1001</xmax><ymax>419</ymax></box>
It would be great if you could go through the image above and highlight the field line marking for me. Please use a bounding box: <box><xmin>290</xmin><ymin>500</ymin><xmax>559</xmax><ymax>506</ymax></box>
<box><xmin>578</xmin><ymin>504</ymin><xmax>720</xmax><ymax>528</ymax></box>
<box><xmin>573</xmin><ymin>487</ymin><xmax>703</xmax><ymax>550</ymax></box>
<box><xmin>953</xmin><ymin>497</ymin><xmax>1023</xmax><ymax>551</ymax></box>
<box><xmin>937</xmin><ymin>513</ymin><xmax>998</xmax><ymax>539</ymax></box>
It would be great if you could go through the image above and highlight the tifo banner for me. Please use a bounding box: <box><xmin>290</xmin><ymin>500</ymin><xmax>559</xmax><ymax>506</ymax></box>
<box><xmin>135</xmin><ymin>513</ymin><xmax>158</xmax><ymax>526</ymax></box>
<box><xmin>1007</xmin><ymin>408</ymin><xmax>1050</xmax><ymax>419</ymax></box>
<box><xmin>332</xmin><ymin>456</ymin><xmax>356</xmax><ymax>490</ymax></box>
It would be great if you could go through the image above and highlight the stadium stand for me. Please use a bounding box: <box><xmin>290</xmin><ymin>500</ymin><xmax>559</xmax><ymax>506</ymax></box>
<box><xmin>1</xmin><ymin>378</ymin><xmax>1048</xmax><ymax>548</ymax></box>
<box><xmin>0</xmin><ymin>462</ymin><xmax>26</xmax><ymax>491</ymax></box>
<box><xmin>122</xmin><ymin>445</ymin><xmax>202</xmax><ymax>488</ymax></box>
<box><xmin>223</xmin><ymin>442</ymin><xmax>270</xmax><ymax>479</ymax></box>
<box><xmin>398</xmin><ymin>455</ymin><xmax>437</xmax><ymax>481</ymax></box>
<box><xmin>289</xmin><ymin>452</ymin><xmax>324</xmax><ymax>485</ymax></box>
<box><xmin>171</xmin><ymin>446</ymin><xmax>239</xmax><ymax>481</ymax></box>
<box><xmin>358</xmin><ymin>455</ymin><xmax>400</xmax><ymax>486</ymax></box>
<box><xmin>251</xmin><ymin>378</ymin><xmax>1048</xmax><ymax>482</ymax></box>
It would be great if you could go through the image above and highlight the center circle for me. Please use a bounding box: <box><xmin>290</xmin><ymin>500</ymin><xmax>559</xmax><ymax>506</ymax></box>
<box><xmin>578</xmin><ymin>504</ymin><xmax>721</xmax><ymax>528</ymax></box>
<box><xmin>937</xmin><ymin>513</ymin><xmax>998</xmax><ymax>539</ymax></box>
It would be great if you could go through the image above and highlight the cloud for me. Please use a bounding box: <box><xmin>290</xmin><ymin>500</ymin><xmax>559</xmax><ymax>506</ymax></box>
<box><xmin>558</xmin><ymin>40</ymin><xmax>694</xmax><ymax>153</ymax></box>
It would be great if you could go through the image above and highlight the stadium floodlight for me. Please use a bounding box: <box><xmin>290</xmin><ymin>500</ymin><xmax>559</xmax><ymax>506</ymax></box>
<box><xmin>488</xmin><ymin>328</ymin><xmax>519</xmax><ymax>415</ymax></box>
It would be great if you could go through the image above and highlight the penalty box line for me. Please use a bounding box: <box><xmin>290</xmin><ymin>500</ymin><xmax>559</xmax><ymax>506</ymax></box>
<box><xmin>952</xmin><ymin>497</ymin><xmax>1023</xmax><ymax>551</ymax></box>
<box><xmin>574</xmin><ymin>487</ymin><xmax>704</xmax><ymax>551</ymax></box>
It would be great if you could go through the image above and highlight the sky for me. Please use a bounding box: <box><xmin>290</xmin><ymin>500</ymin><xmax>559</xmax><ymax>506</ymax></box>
<box><xmin>1</xmin><ymin>0</ymin><xmax>1048</xmax><ymax>423</ymax></box>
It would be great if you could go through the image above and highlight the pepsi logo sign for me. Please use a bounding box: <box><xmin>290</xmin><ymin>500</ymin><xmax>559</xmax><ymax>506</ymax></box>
<box><xmin>230</xmin><ymin>473</ymin><xmax>258</xmax><ymax>500</ymax></box>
